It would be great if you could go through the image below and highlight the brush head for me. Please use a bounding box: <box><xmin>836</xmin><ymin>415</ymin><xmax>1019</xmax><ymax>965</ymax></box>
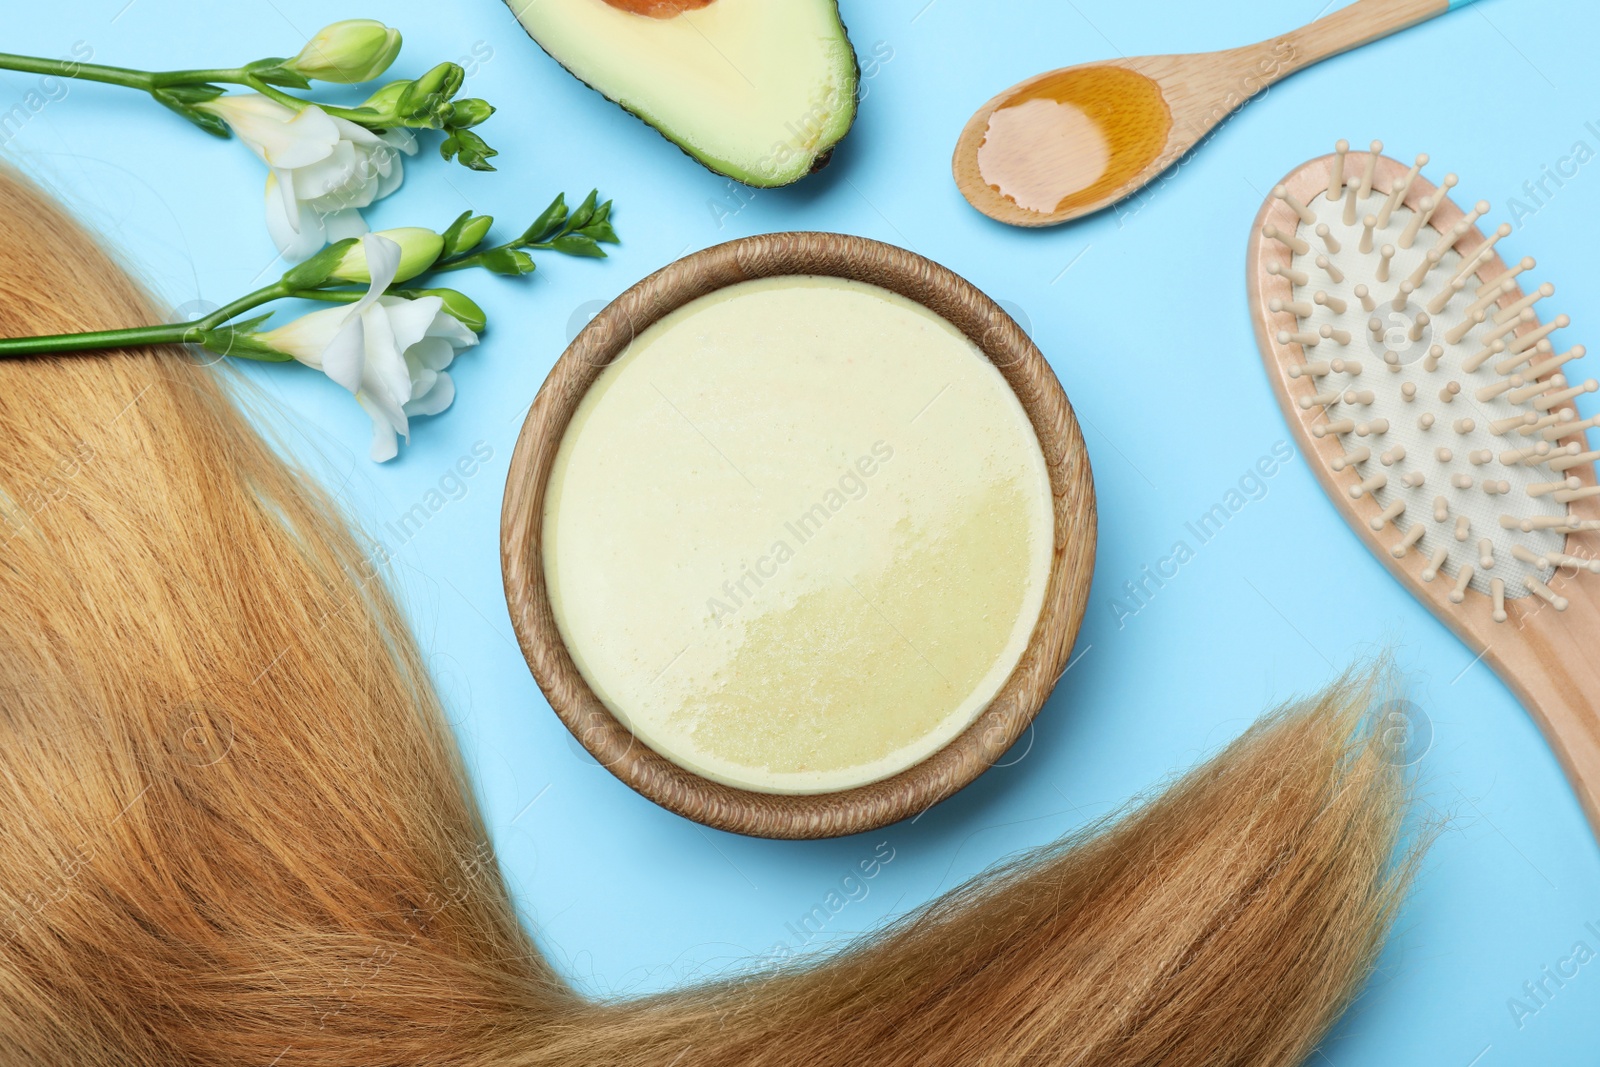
<box><xmin>1252</xmin><ymin>142</ymin><xmax>1599</xmax><ymax>626</ymax></box>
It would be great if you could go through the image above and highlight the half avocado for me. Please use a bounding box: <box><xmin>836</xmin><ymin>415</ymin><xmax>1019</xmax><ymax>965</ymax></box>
<box><xmin>504</xmin><ymin>0</ymin><xmax>859</xmax><ymax>186</ymax></box>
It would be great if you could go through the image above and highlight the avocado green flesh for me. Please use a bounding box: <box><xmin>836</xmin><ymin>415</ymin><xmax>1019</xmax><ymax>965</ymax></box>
<box><xmin>504</xmin><ymin>0</ymin><xmax>859</xmax><ymax>186</ymax></box>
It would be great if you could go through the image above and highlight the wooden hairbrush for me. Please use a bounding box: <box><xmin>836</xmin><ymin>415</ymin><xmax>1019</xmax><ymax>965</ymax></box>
<box><xmin>1248</xmin><ymin>140</ymin><xmax>1600</xmax><ymax>835</ymax></box>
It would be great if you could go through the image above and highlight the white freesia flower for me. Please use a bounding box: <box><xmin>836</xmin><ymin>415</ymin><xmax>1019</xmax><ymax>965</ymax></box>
<box><xmin>201</xmin><ymin>93</ymin><xmax>416</xmax><ymax>259</ymax></box>
<box><xmin>256</xmin><ymin>234</ymin><xmax>478</xmax><ymax>462</ymax></box>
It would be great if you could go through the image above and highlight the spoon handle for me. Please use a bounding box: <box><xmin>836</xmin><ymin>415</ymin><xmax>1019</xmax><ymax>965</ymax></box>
<box><xmin>1280</xmin><ymin>0</ymin><xmax>1479</xmax><ymax>73</ymax></box>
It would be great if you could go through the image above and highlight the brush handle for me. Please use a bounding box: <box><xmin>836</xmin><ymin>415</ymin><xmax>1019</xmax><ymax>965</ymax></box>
<box><xmin>1277</xmin><ymin>0</ymin><xmax>1478</xmax><ymax>73</ymax></box>
<box><xmin>1500</xmin><ymin>598</ymin><xmax>1600</xmax><ymax>837</ymax></box>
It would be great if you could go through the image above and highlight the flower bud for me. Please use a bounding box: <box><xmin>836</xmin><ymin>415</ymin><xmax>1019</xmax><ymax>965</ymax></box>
<box><xmin>286</xmin><ymin>19</ymin><xmax>403</xmax><ymax>84</ymax></box>
<box><xmin>331</xmin><ymin>228</ymin><xmax>444</xmax><ymax>284</ymax></box>
<box><xmin>287</xmin><ymin>20</ymin><xmax>403</xmax><ymax>84</ymax></box>
<box><xmin>398</xmin><ymin>63</ymin><xmax>466</xmax><ymax>123</ymax></box>
<box><xmin>359</xmin><ymin>80</ymin><xmax>411</xmax><ymax>122</ymax></box>
<box><xmin>445</xmin><ymin>98</ymin><xmax>494</xmax><ymax>129</ymax></box>
<box><xmin>410</xmin><ymin>62</ymin><xmax>465</xmax><ymax>102</ymax></box>
<box><xmin>444</xmin><ymin>214</ymin><xmax>493</xmax><ymax>256</ymax></box>
<box><xmin>403</xmin><ymin>288</ymin><xmax>487</xmax><ymax>333</ymax></box>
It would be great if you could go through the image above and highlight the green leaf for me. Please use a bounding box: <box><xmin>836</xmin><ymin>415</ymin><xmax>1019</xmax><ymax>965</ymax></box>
<box><xmin>442</xmin><ymin>127</ymin><xmax>497</xmax><ymax>172</ymax></box>
<box><xmin>250</xmin><ymin>64</ymin><xmax>313</xmax><ymax>90</ymax></box>
<box><xmin>441</xmin><ymin>211</ymin><xmax>494</xmax><ymax>256</ymax></box>
<box><xmin>477</xmin><ymin>247</ymin><xmax>537</xmax><ymax>276</ymax></box>
<box><xmin>548</xmin><ymin>234</ymin><xmax>607</xmax><ymax>259</ymax></box>
<box><xmin>280</xmin><ymin>237</ymin><xmax>360</xmax><ymax>289</ymax></box>
<box><xmin>581</xmin><ymin>219</ymin><xmax>619</xmax><ymax>245</ymax></box>
<box><xmin>565</xmin><ymin>189</ymin><xmax>600</xmax><ymax>234</ymax></box>
<box><xmin>577</xmin><ymin>199</ymin><xmax>618</xmax><ymax>245</ymax></box>
<box><xmin>519</xmin><ymin>194</ymin><xmax>567</xmax><ymax>246</ymax></box>
<box><xmin>152</xmin><ymin>92</ymin><xmax>231</xmax><ymax>138</ymax></box>
<box><xmin>440</xmin><ymin>210</ymin><xmax>473</xmax><ymax>248</ymax></box>
<box><xmin>199</xmin><ymin>314</ymin><xmax>293</xmax><ymax>362</ymax></box>
<box><xmin>154</xmin><ymin>83</ymin><xmax>226</xmax><ymax>105</ymax></box>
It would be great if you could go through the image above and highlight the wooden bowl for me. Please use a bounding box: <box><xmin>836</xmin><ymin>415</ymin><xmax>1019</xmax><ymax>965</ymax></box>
<box><xmin>500</xmin><ymin>232</ymin><xmax>1096</xmax><ymax>838</ymax></box>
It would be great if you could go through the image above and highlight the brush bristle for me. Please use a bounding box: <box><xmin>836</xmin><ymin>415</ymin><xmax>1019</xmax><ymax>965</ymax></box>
<box><xmin>1262</xmin><ymin>141</ymin><xmax>1599</xmax><ymax>624</ymax></box>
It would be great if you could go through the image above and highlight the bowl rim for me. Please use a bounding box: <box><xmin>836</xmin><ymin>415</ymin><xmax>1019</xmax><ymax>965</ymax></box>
<box><xmin>499</xmin><ymin>231</ymin><xmax>1096</xmax><ymax>838</ymax></box>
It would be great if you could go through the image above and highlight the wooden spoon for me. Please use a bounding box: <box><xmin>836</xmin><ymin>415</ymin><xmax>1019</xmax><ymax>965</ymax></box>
<box><xmin>952</xmin><ymin>0</ymin><xmax>1479</xmax><ymax>227</ymax></box>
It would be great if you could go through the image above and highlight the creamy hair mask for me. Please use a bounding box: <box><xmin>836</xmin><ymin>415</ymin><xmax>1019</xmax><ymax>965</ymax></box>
<box><xmin>544</xmin><ymin>275</ymin><xmax>1054</xmax><ymax>793</ymax></box>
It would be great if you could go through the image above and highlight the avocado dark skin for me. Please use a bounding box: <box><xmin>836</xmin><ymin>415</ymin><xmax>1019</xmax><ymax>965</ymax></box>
<box><xmin>500</xmin><ymin>0</ymin><xmax>860</xmax><ymax>188</ymax></box>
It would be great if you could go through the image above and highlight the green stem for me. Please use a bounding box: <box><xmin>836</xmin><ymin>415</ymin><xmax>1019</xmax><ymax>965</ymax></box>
<box><xmin>0</xmin><ymin>54</ymin><xmax>380</xmax><ymax>123</ymax></box>
<box><xmin>0</xmin><ymin>54</ymin><xmax>258</xmax><ymax>94</ymax></box>
<box><xmin>150</xmin><ymin>67</ymin><xmax>248</xmax><ymax>88</ymax></box>
<box><xmin>429</xmin><ymin>255</ymin><xmax>479</xmax><ymax>274</ymax></box>
<box><xmin>0</xmin><ymin>282</ymin><xmax>289</xmax><ymax>359</ymax></box>
<box><xmin>0</xmin><ymin>52</ymin><xmax>156</xmax><ymax>91</ymax></box>
<box><xmin>197</xmin><ymin>282</ymin><xmax>291</xmax><ymax>329</ymax></box>
<box><xmin>286</xmin><ymin>289</ymin><xmax>367</xmax><ymax>303</ymax></box>
<box><xmin>238</xmin><ymin>74</ymin><xmax>376</xmax><ymax>122</ymax></box>
<box><xmin>0</xmin><ymin>323</ymin><xmax>190</xmax><ymax>356</ymax></box>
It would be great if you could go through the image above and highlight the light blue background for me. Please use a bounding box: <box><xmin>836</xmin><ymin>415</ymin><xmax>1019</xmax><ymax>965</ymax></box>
<box><xmin>6</xmin><ymin>0</ymin><xmax>1598</xmax><ymax>1061</ymax></box>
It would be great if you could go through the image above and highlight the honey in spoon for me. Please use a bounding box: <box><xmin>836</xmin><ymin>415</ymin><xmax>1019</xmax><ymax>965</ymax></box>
<box><xmin>974</xmin><ymin>65</ymin><xmax>1171</xmax><ymax>219</ymax></box>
